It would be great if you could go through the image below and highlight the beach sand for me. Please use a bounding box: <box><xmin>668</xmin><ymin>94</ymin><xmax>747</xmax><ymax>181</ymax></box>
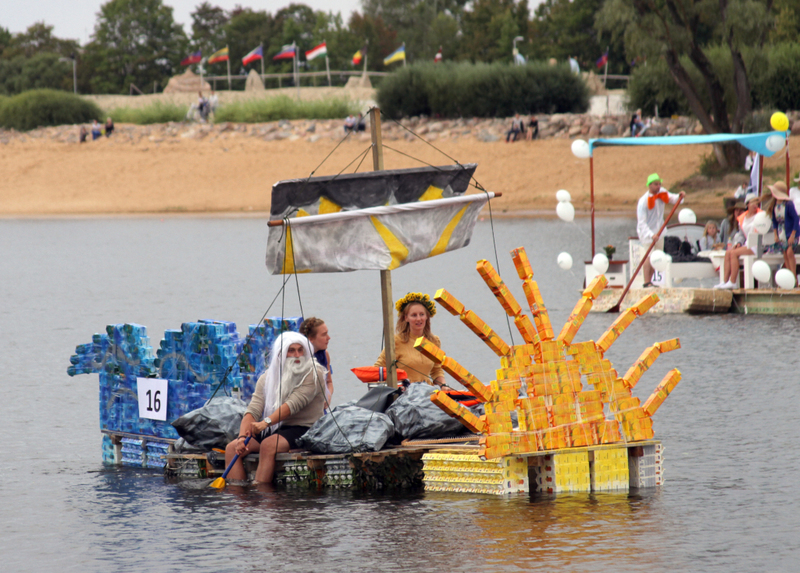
<box><xmin>1</xmin><ymin>129</ymin><xmax>795</xmax><ymax>218</ymax></box>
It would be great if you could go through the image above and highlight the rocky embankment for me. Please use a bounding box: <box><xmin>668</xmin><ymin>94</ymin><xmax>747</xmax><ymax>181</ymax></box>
<box><xmin>4</xmin><ymin>112</ymin><xmax>800</xmax><ymax>146</ymax></box>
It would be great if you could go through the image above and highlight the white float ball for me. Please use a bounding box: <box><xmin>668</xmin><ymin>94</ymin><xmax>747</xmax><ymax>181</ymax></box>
<box><xmin>678</xmin><ymin>208</ymin><xmax>697</xmax><ymax>224</ymax></box>
<box><xmin>751</xmin><ymin>260</ymin><xmax>771</xmax><ymax>284</ymax></box>
<box><xmin>753</xmin><ymin>211</ymin><xmax>771</xmax><ymax>235</ymax></box>
<box><xmin>571</xmin><ymin>139</ymin><xmax>591</xmax><ymax>159</ymax></box>
<box><xmin>592</xmin><ymin>253</ymin><xmax>609</xmax><ymax>274</ymax></box>
<box><xmin>556</xmin><ymin>201</ymin><xmax>575</xmax><ymax>222</ymax></box>
<box><xmin>557</xmin><ymin>252</ymin><xmax>573</xmax><ymax>270</ymax></box>
<box><xmin>775</xmin><ymin>268</ymin><xmax>796</xmax><ymax>289</ymax></box>
<box><xmin>765</xmin><ymin>134</ymin><xmax>786</xmax><ymax>153</ymax></box>
<box><xmin>556</xmin><ymin>189</ymin><xmax>572</xmax><ymax>203</ymax></box>
<box><xmin>650</xmin><ymin>249</ymin><xmax>670</xmax><ymax>272</ymax></box>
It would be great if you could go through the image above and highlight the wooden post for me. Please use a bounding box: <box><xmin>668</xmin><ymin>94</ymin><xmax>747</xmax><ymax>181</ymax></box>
<box><xmin>370</xmin><ymin>107</ymin><xmax>397</xmax><ymax>389</ymax></box>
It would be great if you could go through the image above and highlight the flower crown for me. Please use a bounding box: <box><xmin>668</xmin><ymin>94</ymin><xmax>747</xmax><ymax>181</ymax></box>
<box><xmin>395</xmin><ymin>292</ymin><xmax>436</xmax><ymax>317</ymax></box>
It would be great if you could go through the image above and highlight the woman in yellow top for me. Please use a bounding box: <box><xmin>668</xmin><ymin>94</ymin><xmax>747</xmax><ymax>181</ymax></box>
<box><xmin>374</xmin><ymin>292</ymin><xmax>449</xmax><ymax>389</ymax></box>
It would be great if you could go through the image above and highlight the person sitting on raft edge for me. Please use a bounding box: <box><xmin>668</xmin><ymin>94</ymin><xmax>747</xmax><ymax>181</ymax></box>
<box><xmin>374</xmin><ymin>292</ymin><xmax>450</xmax><ymax>390</ymax></box>
<box><xmin>224</xmin><ymin>331</ymin><xmax>327</xmax><ymax>485</ymax></box>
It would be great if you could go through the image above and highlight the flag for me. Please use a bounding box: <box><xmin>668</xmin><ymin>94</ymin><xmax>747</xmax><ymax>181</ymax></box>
<box><xmin>352</xmin><ymin>44</ymin><xmax>367</xmax><ymax>65</ymax></box>
<box><xmin>242</xmin><ymin>45</ymin><xmax>263</xmax><ymax>66</ymax></box>
<box><xmin>305</xmin><ymin>42</ymin><xmax>327</xmax><ymax>61</ymax></box>
<box><xmin>596</xmin><ymin>50</ymin><xmax>608</xmax><ymax>69</ymax></box>
<box><xmin>434</xmin><ymin>47</ymin><xmax>442</xmax><ymax>63</ymax></box>
<box><xmin>208</xmin><ymin>47</ymin><xmax>229</xmax><ymax>64</ymax></box>
<box><xmin>180</xmin><ymin>51</ymin><xmax>202</xmax><ymax>66</ymax></box>
<box><xmin>274</xmin><ymin>43</ymin><xmax>296</xmax><ymax>60</ymax></box>
<box><xmin>383</xmin><ymin>44</ymin><xmax>406</xmax><ymax>65</ymax></box>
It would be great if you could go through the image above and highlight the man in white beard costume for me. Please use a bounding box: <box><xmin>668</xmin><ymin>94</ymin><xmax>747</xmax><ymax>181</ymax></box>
<box><xmin>224</xmin><ymin>331</ymin><xmax>327</xmax><ymax>484</ymax></box>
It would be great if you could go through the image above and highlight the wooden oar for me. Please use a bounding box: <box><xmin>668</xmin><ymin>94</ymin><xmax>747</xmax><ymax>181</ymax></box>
<box><xmin>209</xmin><ymin>436</ymin><xmax>251</xmax><ymax>489</ymax></box>
<box><xmin>607</xmin><ymin>196</ymin><xmax>684</xmax><ymax>313</ymax></box>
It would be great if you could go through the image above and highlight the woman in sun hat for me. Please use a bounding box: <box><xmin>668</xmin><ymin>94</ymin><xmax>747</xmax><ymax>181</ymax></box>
<box><xmin>764</xmin><ymin>181</ymin><xmax>800</xmax><ymax>279</ymax></box>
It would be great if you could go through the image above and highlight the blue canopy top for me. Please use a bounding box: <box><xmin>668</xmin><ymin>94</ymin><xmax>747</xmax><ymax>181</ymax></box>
<box><xmin>588</xmin><ymin>131</ymin><xmax>786</xmax><ymax>157</ymax></box>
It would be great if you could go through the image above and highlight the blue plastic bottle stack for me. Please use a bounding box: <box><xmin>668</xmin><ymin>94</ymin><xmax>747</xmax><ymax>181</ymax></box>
<box><xmin>145</xmin><ymin>441</ymin><xmax>170</xmax><ymax>469</ymax></box>
<box><xmin>68</xmin><ymin>318</ymin><xmax>302</xmax><ymax>463</ymax></box>
<box><xmin>101</xmin><ymin>434</ymin><xmax>116</xmax><ymax>464</ymax></box>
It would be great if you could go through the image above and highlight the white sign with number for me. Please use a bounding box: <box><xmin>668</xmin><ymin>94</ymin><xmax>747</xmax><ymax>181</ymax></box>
<box><xmin>137</xmin><ymin>378</ymin><xmax>168</xmax><ymax>421</ymax></box>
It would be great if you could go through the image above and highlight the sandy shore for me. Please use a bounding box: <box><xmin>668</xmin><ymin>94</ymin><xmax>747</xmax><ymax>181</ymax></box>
<box><xmin>1</xmin><ymin>125</ymin><xmax>796</xmax><ymax>218</ymax></box>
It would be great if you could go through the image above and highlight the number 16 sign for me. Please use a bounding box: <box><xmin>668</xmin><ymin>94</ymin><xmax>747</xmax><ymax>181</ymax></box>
<box><xmin>137</xmin><ymin>378</ymin><xmax>169</xmax><ymax>421</ymax></box>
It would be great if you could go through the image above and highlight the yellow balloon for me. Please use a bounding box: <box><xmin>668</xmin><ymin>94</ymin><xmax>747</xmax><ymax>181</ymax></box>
<box><xmin>771</xmin><ymin>111</ymin><xmax>789</xmax><ymax>132</ymax></box>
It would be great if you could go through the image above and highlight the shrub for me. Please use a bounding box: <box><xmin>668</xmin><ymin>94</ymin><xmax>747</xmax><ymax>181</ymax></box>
<box><xmin>376</xmin><ymin>62</ymin><xmax>590</xmax><ymax>118</ymax></box>
<box><xmin>106</xmin><ymin>101</ymin><xmax>188</xmax><ymax>124</ymax></box>
<box><xmin>0</xmin><ymin>89</ymin><xmax>101</xmax><ymax>131</ymax></box>
<box><xmin>758</xmin><ymin>43</ymin><xmax>800</xmax><ymax>111</ymax></box>
<box><xmin>213</xmin><ymin>95</ymin><xmax>356</xmax><ymax>123</ymax></box>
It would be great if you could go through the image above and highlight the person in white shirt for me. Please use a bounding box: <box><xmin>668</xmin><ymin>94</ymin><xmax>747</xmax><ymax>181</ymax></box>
<box><xmin>637</xmin><ymin>173</ymin><xmax>684</xmax><ymax>287</ymax></box>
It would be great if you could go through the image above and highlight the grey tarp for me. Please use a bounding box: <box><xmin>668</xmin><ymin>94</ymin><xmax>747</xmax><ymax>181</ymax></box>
<box><xmin>171</xmin><ymin>397</ymin><xmax>248</xmax><ymax>450</ymax></box>
<box><xmin>386</xmin><ymin>383</ymin><xmax>484</xmax><ymax>440</ymax></box>
<box><xmin>296</xmin><ymin>405</ymin><xmax>394</xmax><ymax>454</ymax></box>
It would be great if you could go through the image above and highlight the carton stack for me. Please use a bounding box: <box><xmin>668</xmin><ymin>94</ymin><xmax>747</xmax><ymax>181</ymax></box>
<box><xmin>590</xmin><ymin>446</ymin><xmax>630</xmax><ymax>491</ymax></box>
<box><xmin>422</xmin><ymin>452</ymin><xmax>528</xmax><ymax>495</ymax></box>
<box><xmin>530</xmin><ymin>451</ymin><xmax>591</xmax><ymax>493</ymax></box>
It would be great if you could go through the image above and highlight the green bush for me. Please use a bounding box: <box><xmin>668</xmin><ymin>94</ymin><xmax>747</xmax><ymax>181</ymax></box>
<box><xmin>758</xmin><ymin>43</ymin><xmax>800</xmax><ymax>111</ymax></box>
<box><xmin>213</xmin><ymin>95</ymin><xmax>357</xmax><ymax>123</ymax></box>
<box><xmin>0</xmin><ymin>89</ymin><xmax>101</xmax><ymax>131</ymax></box>
<box><xmin>376</xmin><ymin>62</ymin><xmax>590</xmax><ymax>119</ymax></box>
<box><xmin>106</xmin><ymin>101</ymin><xmax>187</xmax><ymax>124</ymax></box>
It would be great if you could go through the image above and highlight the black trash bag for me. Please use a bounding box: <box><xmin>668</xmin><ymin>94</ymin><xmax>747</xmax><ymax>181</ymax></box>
<box><xmin>386</xmin><ymin>383</ymin><xmax>484</xmax><ymax>440</ymax></box>
<box><xmin>296</xmin><ymin>405</ymin><xmax>394</xmax><ymax>454</ymax></box>
<box><xmin>171</xmin><ymin>396</ymin><xmax>248</xmax><ymax>451</ymax></box>
<box><xmin>355</xmin><ymin>385</ymin><xmax>403</xmax><ymax>413</ymax></box>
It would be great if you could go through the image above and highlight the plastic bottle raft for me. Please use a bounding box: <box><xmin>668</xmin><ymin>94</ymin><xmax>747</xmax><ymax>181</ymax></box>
<box><xmin>69</xmin><ymin>318</ymin><xmax>302</xmax><ymax>469</ymax></box>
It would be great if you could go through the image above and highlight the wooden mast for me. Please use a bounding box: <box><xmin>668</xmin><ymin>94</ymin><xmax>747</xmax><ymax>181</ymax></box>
<box><xmin>370</xmin><ymin>107</ymin><xmax>398</xmax><ymax>388</ymax></box>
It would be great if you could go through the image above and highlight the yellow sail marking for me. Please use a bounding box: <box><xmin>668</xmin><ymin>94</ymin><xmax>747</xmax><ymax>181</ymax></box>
<box><xmin>318</xmin><ymin>196</ymin><xmax>341</xmax><ymax>215</ymax></box>
<box><xmin>428</xmin><ymin>205</ymin><xmax>467</xmax><ymax>258</ymax></box>
<box><xmin>370</xmin><ymin>216</ymin><xmax>409</xmax><ymax>270</ymax></box>
<box><xmin>418</xmin><ymin>185</ymin><xmax>444</xmax><ymax>201</ymax></box>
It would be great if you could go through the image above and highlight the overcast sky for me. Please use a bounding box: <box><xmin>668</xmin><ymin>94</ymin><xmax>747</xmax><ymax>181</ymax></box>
<box><xmin>4</xmin><ymin>1</ymin><xmax>363</xmax><ymax>45</ymax></box>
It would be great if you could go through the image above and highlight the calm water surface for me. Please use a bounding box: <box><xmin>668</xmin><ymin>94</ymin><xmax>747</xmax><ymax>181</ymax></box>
<box><xmin>1</xmin><ymin>216</ymin><xmax>797</xmax><ymax>572</ymax></box>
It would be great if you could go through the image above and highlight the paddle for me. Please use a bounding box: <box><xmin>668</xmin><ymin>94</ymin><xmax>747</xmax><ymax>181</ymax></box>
<box><xmin>608</xmin><ymin>195</ymin><xmax>684</xmax><ymax>313</ymax></box>
<box><xmin>209</xmin><ymin>436</ymin><xmax>251</xmax><ymax>489</ymax></box>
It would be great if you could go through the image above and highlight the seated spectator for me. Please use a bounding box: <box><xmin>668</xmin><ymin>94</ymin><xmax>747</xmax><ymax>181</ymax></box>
<box><xmin>343</xmin><ymin>114</ymin><xmax>356</xmax><ymax>133</ymax></box>
<box><xmin>104</xmin><ymin>117</ymin><xmax>114</xmax><ymax>137</ymax></box>
<box><xmin>764</xmin><ymin>181</ymin><xmax>800</xmax><ymax>280</ymax></box>
<box><xmin>698</xmin><ymin>220</ymin><xmax>721</xmax><ymax>251</ymax></box>
<box><xmin>715</xmin><ymin>193</ymin><xmax>764</xmax><ymax>289</ymax></box>
<box><xmin>526</xmin><ymin>115</ymin><xmax>539</xmax><ymax>140</ymax></box>
<box><xmin>355</xmin><ymin>112</ymin><xmax>366</xmax><ymax>132</ymax></box>
<box><xmin>91</xmin><ymin>120</ymin><xmax>101</xmax><ymax>140</ymax></box>
<box><xmin>506</xmin><ymin>114</ymin><xmax>525</xmax><ymax>142</ymax></box>
<box><xmin>79</xmin><ymin>125</ymin><xmax>87</xmax><ymax>144</ymax></box>
<box><xmin>719</xmin><ymin>199</ymin><xmax>744</xmax><ymax>246</ymax></box>
<box><xmin>630</xmin><ymin>109</ymin><xmax>645</xmax><ymax>137</ymax></box>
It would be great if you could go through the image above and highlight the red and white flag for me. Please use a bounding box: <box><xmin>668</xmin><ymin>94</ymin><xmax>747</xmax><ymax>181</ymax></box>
<box><xmin>305</xmin><ymin>42</ymin><xmax>327</xmax><ymax>61</ymax></box>
<box><xmin>434</xmin><ymin>47</ymin><xmax>442</xmax><ymax>63</ymax></box>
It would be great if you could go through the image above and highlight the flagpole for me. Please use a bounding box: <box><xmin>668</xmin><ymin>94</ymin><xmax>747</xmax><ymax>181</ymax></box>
<box><xmin>403</xmin><ymin>43</ymin><xmax>407</xmax><ymax>67</ymax></box>
<box><xmin>603</xmin><ymin>45</ymin><xmax>609</xmax><ymax>89</ymax></box>
<box><xmin>363</xmin><ymin>39</ymin><xmax>368</xmax><ymax>76</ymax></box>
<box><xmin>226</xmin><ymin>45</ymin><xmax>231</xmax><ymax>90</ymax></box>
<box><xmin>260</xmin><ymin>44</ymin><xmax>264</xmax><ymax>82</ymax></box>
<box><xmin>324</xmin><ymin>39</ymin><xmax>331</xmax><ymax>87</ymax></box>
<box><xmin>294</xmin><ymin>41</ymin><xmax>300</xmax><ymax>100</ymax></box>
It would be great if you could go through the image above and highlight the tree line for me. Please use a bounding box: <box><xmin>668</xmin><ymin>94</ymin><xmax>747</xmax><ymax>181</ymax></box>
<box><xmin>0</xmin><ymin>0</ymin><xmax>625</xmax><ymax>96</ymax></box>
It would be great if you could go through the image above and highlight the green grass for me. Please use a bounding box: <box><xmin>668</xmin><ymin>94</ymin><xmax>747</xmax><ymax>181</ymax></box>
<box><xmin>214</xmin><ymin>95</ymin><xmax>357</xmax><ymax>123</ymax></box>
<box><xmin>106</xmin><ymin>101</ymin><xmax>188</xmax><ymax>124</ymax></box>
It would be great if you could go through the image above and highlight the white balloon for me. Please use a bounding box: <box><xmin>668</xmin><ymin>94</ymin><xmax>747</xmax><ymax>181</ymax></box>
<box><xmin>775</xmin><ymin>268</ymin><xmax>796</xmax><ymax>289</ymax></box>
<box><xmin>571</xmin><ymin>139</ymin><xmax>590</xmax><ymax>159</ymax></box>
<box><xmin>556</xmin><ymin>189</ymin><xmax>572</xmax><ymax>203</ymax></box>
<box><xmin>556</xmin><ymin>201</ymin><xmax>575</xmax><ymax>222</ymax></box>
<box><xmin>650</xmin><ymin>249</ymin><xmax>670</xmax><ymax>272</ymax></box>
<box><xmin>557</xmin><ymin>252</ymin><xmax>573</xmax><ymax>270</ymax></box>
<box><xmin>678</xmin><ymin>208</ymin><xmax>697</xmax><ymax>224</ymax></box>
<box><xmin>753</xmin><ymin>211</ymin><xmax>771</xmax><ymax>235</ymax></box>
<box><xmin>765</xmin><ymin>134</ymin><xmax>786</xmax><ymax>153</ymax></box>
<box><xmin>751</xmin><ymin>260</ymin><xmax>771</xmax><ymax>284</ymax></box>
<box><xmin>592</xmin><ymin>253</ymin><xmax>609</xmax><ymax>274</ymax></box>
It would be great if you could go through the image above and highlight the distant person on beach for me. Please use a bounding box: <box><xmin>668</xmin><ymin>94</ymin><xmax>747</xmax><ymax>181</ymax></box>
<box><xmin>630</xmin><ymin>109</ymin><xmax>645</xmax><ymax>137</ymax></box>
<box><xmin>506</xmin><ymin>114</ymin><xmax>525</xmax><ymax>142</ymax></box>
<box><xmin>224</xmin><ymin>332</ymin><xmax>327</xmax><ymax>485</ymax></box>
<box><xmin>526</xmin><ymin>115</ymin><xmax>539</xmax><ymax>140</ymax></box>
<box><xmin>343</xmin><ymin>114</ymin><xmax>356</xmax><ymax>133</ymax></box>
<box><xmin>637</xmin><ymin>173</ymin><xmax>684</xmax><ymax>287</ymax></box>
<box><xmin>104</xmin><ymin>118</ymin><xmax>114</xmax><ymax>137</ymax></box>
<box><xmin>208</xmin><ymin>90</ymin><xmax>219</xmax><ymax>121</ymax></box>
<box><xmin>79</xmin><ymin>125</ymin><xmax>87</xmax><ymax>143</ymax></box>
<box><xmin>197</xmin><ymin>91</ymin><xmax>209</xmax><ymax>121</ymax></box>
<box><xmin>91</xmin><ymin>120</ymin><xmax>101</xmax><ymax>140</ymax></box>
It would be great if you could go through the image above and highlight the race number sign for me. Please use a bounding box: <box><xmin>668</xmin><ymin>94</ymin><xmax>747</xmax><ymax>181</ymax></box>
<box><xmin>137</xmin><ymin>378</ymin><xmax>169</xmax><ymax>421</ymax></box>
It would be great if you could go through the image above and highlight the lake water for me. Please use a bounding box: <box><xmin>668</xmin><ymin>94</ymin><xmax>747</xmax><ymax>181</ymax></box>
<box><xmin>1</xmin><ymin>216</ymin><xmax>798</xmax><ymax>572</ymax></box>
